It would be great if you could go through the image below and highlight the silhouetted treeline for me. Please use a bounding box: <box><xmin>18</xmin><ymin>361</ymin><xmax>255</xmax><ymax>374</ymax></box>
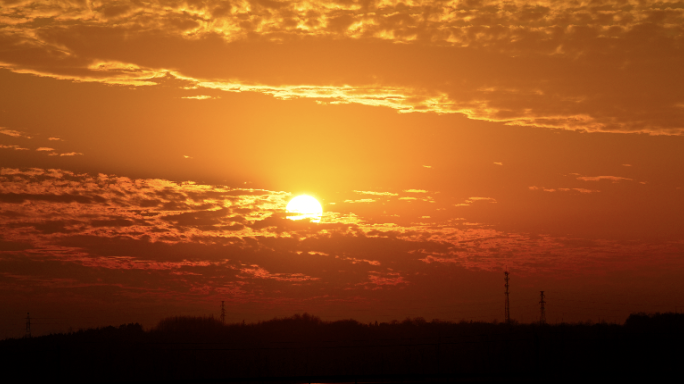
<box><xmin>2</xmin><ymin>312</ymin><xmax>683</xmax><ymax>383</ymax></box>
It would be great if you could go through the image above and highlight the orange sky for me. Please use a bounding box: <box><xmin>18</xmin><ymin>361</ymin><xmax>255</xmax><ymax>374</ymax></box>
<box><xmin>1</xmin><ymin>0</ymin><xmax>684</xmax><ymax>338</ymax></box>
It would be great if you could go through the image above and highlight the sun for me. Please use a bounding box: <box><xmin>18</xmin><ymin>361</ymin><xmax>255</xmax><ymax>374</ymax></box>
<box><xmin>286</xmin><ymin>195</ymin><xmax>323</xmax><ymax>223</ymax></box>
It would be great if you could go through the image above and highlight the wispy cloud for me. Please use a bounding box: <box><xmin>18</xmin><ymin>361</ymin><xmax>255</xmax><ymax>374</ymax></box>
<box><xmin>335</xmin><ymin>256</ymin><xmax>381</xmax><ymax>266</ymax></box>
<box><xmin>576</xmin><ymin>176</ymin><xmax>632</xmax><ymax>182</ymax></box>
<box><xmin>182</xmin><ymin>95</ymin><xmax>219</xmax><ymax>100</ymax></box>
<box><xmin>354</xmin><ymin>190</ymin><xmax>398</xmax><ymax>196</ymax></box>
<box><xmin>455</xmin><ymin>197</ymin><xmax>497</xmax><ymax>207</ymax></box>
<box><xmin>360</xmin><ymin>271</ymin><xmax>407</xmax><ymax>288</ymax></box>
<box><xmin>0</xmin><ymin>144</ymin><xmax>29</xmax><ymax>150</ymax></box>
<box><xmin>573</xmin><ymin>188</ymin><xmax>600</xmax><ymax>194</ymax></box>
<box><xmin>0</xmin><ymin>128</ymin><xmax>29</xmax><ymax>138</ymax></box>
<box><xmin>1</xmin><ymin>1</ymin><xmax>682</xmax><ymax>134</ymax></box>
<box><xmin>240</xmin><ymin>265</ymin><xmax>318</xmax><ymax>282</ymax></box>
<box><xmin>529</xmin><ymin>186</ymin><xmax>600</xmax><ymax>194</ymax></box>
<box><xmin>467</xmin><ymin>197</ymin><xmax>497</xmax><ymax>203</ymax></box>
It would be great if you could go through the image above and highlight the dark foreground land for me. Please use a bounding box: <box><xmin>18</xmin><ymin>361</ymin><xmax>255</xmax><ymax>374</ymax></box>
<box><xmin>2</xmin><ymin>313</ymin><xmax>684</xmax><ymax>383</ymax></box>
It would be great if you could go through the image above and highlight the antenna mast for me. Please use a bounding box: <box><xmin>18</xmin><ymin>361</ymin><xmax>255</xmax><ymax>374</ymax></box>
<box><xmin>504</xmin><ymin>271</ymin><xmax>510</xmax><ymax>324</ymax></box>
<box><xmin>220</xmin><ymin>301</ymin><xmax>226</xmax><ymax>324</ymax></box>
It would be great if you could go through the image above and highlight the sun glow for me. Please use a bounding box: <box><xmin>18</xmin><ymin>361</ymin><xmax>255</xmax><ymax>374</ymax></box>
<box><xmin>286</xmin><ymin>195</ymin><xmax>323</xmax><ymax>223</ymax></box>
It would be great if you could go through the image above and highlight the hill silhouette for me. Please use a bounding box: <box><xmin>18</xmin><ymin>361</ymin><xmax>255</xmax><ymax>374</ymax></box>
<box><xmin>2</xmin><ymin>312</ymin><xmax>683</xmax><ymax>383</ymax></box>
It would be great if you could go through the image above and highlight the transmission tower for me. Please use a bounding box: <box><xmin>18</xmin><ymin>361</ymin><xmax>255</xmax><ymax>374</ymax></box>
<box><xmin>539</xmin><ymin>291</ymin><xmax>546</xmax><ymax>325</ymax></box>
<box><xmin>504</xmin><ymin>271</ymin><xmax>510</xmax><ymax>324</ymax></box>
<box><xmin>25</xmin><ymin>312</ymin><xmax>31</xmax><ymax>338</ymax></box>
<box><xmin>220</xmin><ymin>301</ymin><xmax>225</xmax><ymax>324</ymax></box>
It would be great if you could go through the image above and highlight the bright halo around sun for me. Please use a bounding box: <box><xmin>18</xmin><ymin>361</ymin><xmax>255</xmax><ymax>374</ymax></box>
<box><xmin>286</xmin><ymin>195</ymin><xmax>323</xmax><ymax>223</ymax></box>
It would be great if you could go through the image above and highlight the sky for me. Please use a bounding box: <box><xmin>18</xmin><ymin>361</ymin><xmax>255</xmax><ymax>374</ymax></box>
<box><xmin>1</xmin><ymin>0</ymin><xmax>683</xmax><ymax>338</ymax></box>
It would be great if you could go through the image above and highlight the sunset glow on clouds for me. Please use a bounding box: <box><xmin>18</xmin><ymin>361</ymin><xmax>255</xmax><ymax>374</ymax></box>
<box><xmin>1</xmin><ymin>0</ymin><xmax>683</xmax><ymax>133</ymax></box>
<box><xmin>1</xmin><ymin>0</ymin><xmax>683</xmax><ymax>338</ymax></box>
<box><xmin>2</xmin><ymin>165</ymin><xmax>682</xmax><ymax>333</ymax></box>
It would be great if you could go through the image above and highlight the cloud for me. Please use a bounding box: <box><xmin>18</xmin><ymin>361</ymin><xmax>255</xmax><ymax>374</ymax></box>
<box><xmin>529</xmin><ymin>186</ymin><xmax>600</xmax><ymax>194</ymax></box>
<box><xmin>198</xmin><ymin>81</ymin><xmax>441</xmax><ymax>113</ymax></box>
<box><xmin>335</xmin><ymin>256</ymin><xmax>381</xmax><ymax>266</ymax></box>
<box><xmin>0</xmin><ymin>127</ymin><xmax>29</xmax><ymax>138</ymax></box>
<box><xmin>344</xmin><ymin>199</ymin><xmax>375</xmax><ymax>203</ymax></box>
<box><xmin>419</xmin><ymin>255</ymin><xmax>460</xmax><ymax>265</ymax></box>
<box><xmin>0</xmin><ymin>167</ymin><xmax>492</xmax><ymax>271</ymax></box>
<box><xmin>353</xmin><ymin>190</ymin><xmax>398</xmax><ymax>196</ymax></box>
<box><xmin>455</xmin><ymin>196</ymin><xmax>497</xmax><ymax>207</ymax></box>
<box><xmin>362</xmin><ymin>271</ymin><xmax>407</xmax><ymax>288</ymax></box>
<box><xmin>404</xmin><ymin>189</ymin><xmax>428</xmax><ymax>193</ymax></box>
<box><xmin>48</xmin><ymin>137</ymin><xmax>63</xmax><ymax>141</ymax></box>
<box><xmin>36</xmin><ymin>147</ymin><xmax>54</xmax><ymax>151</ymax></box>
<box><xmin>2</xmin><ymin>166</ymin><xmax>683</xmax><ymax>333</ymax></box>
<box><xmin>160</xmin><ymin>208</ymin><xmax>245</xmax><ymax>231</ymax></box>
<box><xmin>182</xmin><ymin>95</ymin><xmax>219</xmax><ymax>100</ymax></box>
<box><xmin>493</xmin><ymin>162</ymin><xmax>503</xmax><ymax>166</ymax></box>
<box><xmin>0</xmin><ymin>192</ymin><xmax>105</xmax><ymax>204</ymax></box>
<box><xmin>1</xmin><ymin>1</ymin><xmax>682</xmax><ymax>134</ymax></box>
<box><xmin>0</xmin><ymin>144</ymin><xmax>29</xmax><ymax>150</ymax></box>
<box><xmin>48</xmin><ymin>152</ymin><xmax>83</xmax><ymax>156</ymax></box>
<box><xmin>0</xmin><ymin>167</ymin><xmax>293</xmax><ymax>246</ymax></box>
<box><xmin>576</xmin><ymin>176</ymin><xmax>633</xmax><ymax>182</ymax></box>
<box><xmin>467</xmin><ymin>197</ymin><xmax>497</xmax><ymax>203</ymax></box>
<box><xmin>422</xmin><ymin>165</ymin><xmax>432</xmax><ymax>168</ymax></box>
<box><xmin>239</xmin><ymin>265</ymin><xmax>319</xmax><ymax>282</ymax></box>
<box><xmin>573</xmin><ymin>188</ymin><xmax>600</xmax><ymax>194</ymax></box>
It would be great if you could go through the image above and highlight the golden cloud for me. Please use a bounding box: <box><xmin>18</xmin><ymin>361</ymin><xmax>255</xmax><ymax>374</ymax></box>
<box><xmin>0</xmin><ymin>1</ymin><xmax>682</xmax><ymax>134</ymax></box>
